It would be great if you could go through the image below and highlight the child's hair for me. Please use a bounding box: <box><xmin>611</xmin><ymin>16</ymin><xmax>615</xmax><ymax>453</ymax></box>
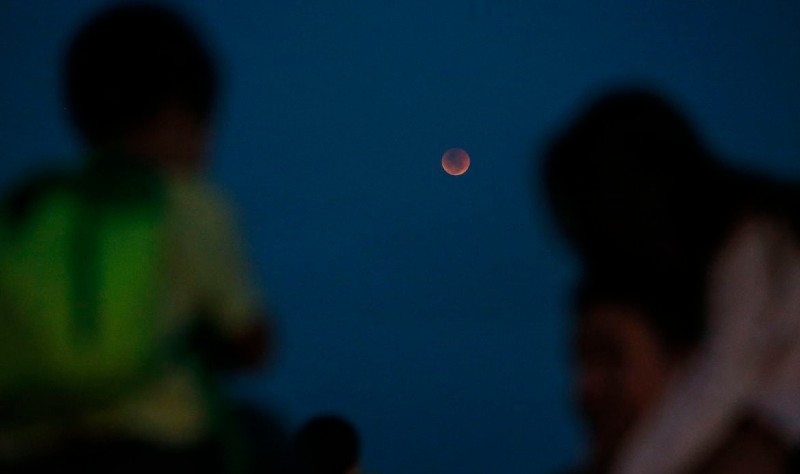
<box><xmin>575</xmin><ymin>268</ymin><xmax>706</xmax><ymax>351</ymax></box>
<box><xmin>63</xmin><ymin>3</ymin><xmax>217</xmax><ymax>146</ymax></box>
<box><xmin>294</xmin><ymin>414</ymin><xmax>360</xmax><ymax>474</ymax></box>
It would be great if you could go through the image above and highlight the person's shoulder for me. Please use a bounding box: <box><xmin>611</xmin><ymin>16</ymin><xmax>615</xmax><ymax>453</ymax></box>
<box><xmin>166</xmin><ymin>174</ymin><xmax>235</xmax><ymax>223</ymax></box>
<box><xmin>0</xmin><ymin>168</ymin><xmax>77</xmax><ymax>222</ymax></box>
<box><xmin>167</xmin><ymin>174</ymin><xmax>222</xmax><ymax>202</ymax></box>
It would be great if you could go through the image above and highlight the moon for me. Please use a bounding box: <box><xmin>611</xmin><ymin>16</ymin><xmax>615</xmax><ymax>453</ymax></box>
<box><xmin>442</xmin><ymin>148</ymin><xmax>470</xmax><ymax>176</ymax></box>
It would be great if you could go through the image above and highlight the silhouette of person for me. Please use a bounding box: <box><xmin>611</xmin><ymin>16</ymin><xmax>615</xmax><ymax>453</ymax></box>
<box><xmin>543</xmin><ymin>87</ymin><xmax>800</xmax><ymax>473</ymax></box>
<box><xmin>292</xmin><ymin>415</ymin><xmax>361</xmax><ymax>474</ymax></box>
<box><xmin>568</xmin><ymin>271</ymin><xmax>703</xmax><ymax>473</ymax></box>
<box><xmin>0</xmin><ymin>4</ymin><xmax>272</xmax><ymax>473</ymax></box>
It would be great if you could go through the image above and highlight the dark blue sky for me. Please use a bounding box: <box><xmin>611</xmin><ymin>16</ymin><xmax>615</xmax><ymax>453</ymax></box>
<box><xmin>2</xmin><ymin>1</ymin><xmax>799</xmax><ymax>472</ymax></box>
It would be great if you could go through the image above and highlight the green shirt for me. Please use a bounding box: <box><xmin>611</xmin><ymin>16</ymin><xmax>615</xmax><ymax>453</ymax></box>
<box><xmin>0</xmin><ymin>174</ymin><xmax>263</xmax><ymax>458</ymax></box>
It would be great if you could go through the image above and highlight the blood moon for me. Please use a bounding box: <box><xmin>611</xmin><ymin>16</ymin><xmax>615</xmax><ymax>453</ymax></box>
<box><xmin>442</xmin><ymin>148</ymin><xmax>470</xmax><ymax>176</ymax></box>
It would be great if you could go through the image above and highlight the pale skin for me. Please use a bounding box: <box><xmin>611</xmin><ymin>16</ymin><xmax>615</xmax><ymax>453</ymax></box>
<box><xmin>692</xmin><ymin>418</ymin><xmax>789</xmax><ymax>474</ymax></box>
<box><xmin>577</xmin><ymin>302</ymin><xmax>791</xmax><ymax>474</ymax></box>
<box><xmin>612</xmin><ymin>217</ymin><xmax>798</xmax><ymax>474</ymax></box>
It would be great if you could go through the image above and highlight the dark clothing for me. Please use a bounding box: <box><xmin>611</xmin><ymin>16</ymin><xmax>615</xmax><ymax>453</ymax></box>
<box><xmin>0</xmin><ymin>436</ymin><xmax>225</xmax><ymax>474</ymax></box>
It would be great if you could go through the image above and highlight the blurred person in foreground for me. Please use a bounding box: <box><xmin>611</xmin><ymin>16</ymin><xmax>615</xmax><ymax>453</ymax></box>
<box><xmin>0</xmin><ymin>4</ymin><xmax>272</xmax><ymax>473</ymax></box>
<box><xmin>568</xmin><ymin>271</ymin><xmax>703</xmax><ymax>473</ymax></box>
<box><xmin>292</xmin><ymin>415</ymin><xmax>361</xmax><ymax>474</ymax></box>
<box><xmin>543</xmin><ymin>88</ymin><xmax>800</xmax><ymax>473</ymax></box>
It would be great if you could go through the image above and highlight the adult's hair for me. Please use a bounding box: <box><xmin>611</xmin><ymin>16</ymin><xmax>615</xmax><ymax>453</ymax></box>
<box><xmin>575</xmin><ymin>268</ymin><xmax>707</xmax><ymax>351</ymax></box>
<box><xmin>547</xmin><ymin>87</ymin><xmax>800</xmax><ymax>349</ymax></box>
<box><xmin>542</xmin><ymin>87</ymin><xmax>735</xmax><ymax>277</ymax></box>
<box><xmin>294</xmin><ymin>414</ymin><xmax>360</xmax><ymax>474</ymax></box>
<box><xmin>63</xmin><ymin>3</ymin><xmax>217</xmax><ymax>146</ymax></box>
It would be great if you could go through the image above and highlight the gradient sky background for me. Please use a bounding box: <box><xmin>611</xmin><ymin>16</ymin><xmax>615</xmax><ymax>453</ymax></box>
<box><xmin>2</xmin><ymin>1</ymin><xmax>800</xmax><ymax>472</ymax></box>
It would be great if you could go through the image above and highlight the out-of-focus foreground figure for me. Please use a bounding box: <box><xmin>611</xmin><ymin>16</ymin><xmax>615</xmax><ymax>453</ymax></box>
<box><xmin>0</xmin><ymin>4</ymin><xmax>272</xmax><ymax>473</ymax></box>
<box><xmin>570</xmin><ymin>270</ymin><xmax>703</xmax><ymax>473</ymax></box>
<box><xmin>292</xmin><ymin>414</ymin><xmax>361</xmax><ymax>474</ymax></box>
<box><xmin>544</xmin><ymin>88</ymin><xmax>800</xmax><ymax>474</ymax></box>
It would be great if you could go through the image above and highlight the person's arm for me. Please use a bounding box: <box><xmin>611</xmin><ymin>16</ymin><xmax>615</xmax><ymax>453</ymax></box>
<box><xmin>691</xmin><ymin>417</ymin><xmax>791</xmax><ymax>474</ymax></box>
<box><xmin>190</xmin><ymin>311</ymin><xmax>273</xmax><ymax>371</ymax></box>
<box><xmin>614</xmin><ymin>217</ymin><xmax>800</xmax><ymax>474</ymax></box>
<box><xmin>176</xmin><ymin>178</ymin><xmax>276</xmax><ymax>372</ymax></box>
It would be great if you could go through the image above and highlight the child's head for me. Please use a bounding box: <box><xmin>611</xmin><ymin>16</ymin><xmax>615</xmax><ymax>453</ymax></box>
<box><xmin>573</xmin><ymin>271</ymin><xmax>704</xmax><ymax>468</ymax></box>
<box><xmin>294</xmin><ymin>414</ymin><xmax>361</xmax><ymax>474</ymax></box>
<box><xmin>64</xmin><ymin>4</ymin><xmax>217</xmax><ymax>171</ymax></box>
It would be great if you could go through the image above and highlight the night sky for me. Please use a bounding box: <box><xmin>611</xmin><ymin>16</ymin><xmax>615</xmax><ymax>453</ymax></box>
<box><xmin>2</xmin><ymin>1</ymin><xmax>800</xmax><ymax>472</ymax></box>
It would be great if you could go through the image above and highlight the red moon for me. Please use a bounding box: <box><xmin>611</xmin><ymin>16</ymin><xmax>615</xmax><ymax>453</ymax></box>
<box><xmin>442</xmin><ymin>148</ymin><xmax>470</xmax><ymax>176</ymax></box>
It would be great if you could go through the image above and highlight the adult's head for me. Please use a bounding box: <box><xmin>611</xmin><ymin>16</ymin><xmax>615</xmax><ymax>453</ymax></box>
<box><xmin>542</xmin><ymin>87</ymin><xmax>731</xmax><ymax>275</ymax></box>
